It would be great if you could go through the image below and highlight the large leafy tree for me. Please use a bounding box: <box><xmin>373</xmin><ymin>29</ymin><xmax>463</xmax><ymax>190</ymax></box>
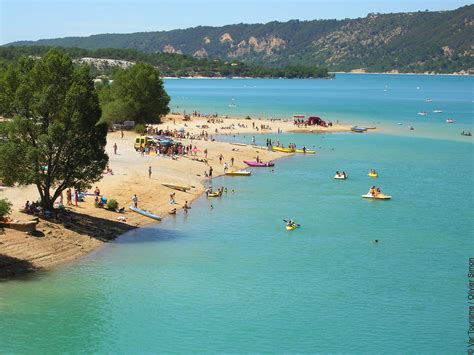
<box><xmin>0</xmin><ymin>49</ymin><xmax>108</xmax><ymax>210</ymax></box>
<box><xmin>99</xmin><ymin>63</ymin><xmax>170</xmax><ymax>124</ymax></box>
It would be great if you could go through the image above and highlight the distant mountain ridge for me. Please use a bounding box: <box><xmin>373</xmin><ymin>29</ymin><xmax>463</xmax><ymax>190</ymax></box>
<box><xmin>8</xmin><ymin>5</ymin><xmax>474</xmax><ymax>73</ymax></box>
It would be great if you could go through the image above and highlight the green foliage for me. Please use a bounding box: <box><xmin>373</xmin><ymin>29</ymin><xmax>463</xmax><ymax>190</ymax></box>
<box><xmin>0</xmin><ymin>198</ymin><xmax>12</xmax><ymax>219</ymax></box>
<box><xmin>0</xmin><ymin>46</ymin><xmax>330</xmax><ymax>79</ymax></box>
<box><xmin>3</xmin><ymin>5</ymin><xmax>472</xmax><ymax>73</ymax></box>
<box><xmin>100</xmin><ymin>63</ymin><xmax>170</xmax><ymax>124</ymax></box>
<box><xmin>134</xmin><ymin>124</ymin><xmax>146</xmax><ymax>134</ymax></box>
<box><xmin>0</xmin><ymin>49</ymin><xmax>109</xmax><ymax>210</ymax></box>
<box><xmin>106</xmin><ymin>198</ymin><xmax>119</xmax><ymax>211</ymax></box>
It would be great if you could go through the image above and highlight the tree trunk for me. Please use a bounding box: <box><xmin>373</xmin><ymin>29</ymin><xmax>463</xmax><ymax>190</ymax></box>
<box><xmin>37</xmin><ymin>184</ymin><xmax>53</xmax><ymax>211</ymax></box>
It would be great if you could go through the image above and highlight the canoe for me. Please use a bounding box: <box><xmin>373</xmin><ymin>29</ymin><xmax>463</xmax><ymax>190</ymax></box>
<box><xmin>361</xmin><ymin>194</ymin><xmax>391</xmax><ymax>200</ymax></box>
<box><xmin>207</xmin><ymin>192</ymin><xmax>221</xmax><ymax>197</ymax></box>
<box><xmin>295</xmin><ymin>149</ymin><xmax>316</xmax><ymax>154</ymax></box>
<box><xmin>225</xmin><ymin>170</ymin><xmax>251</xmax><ymax>176</ymax></box>
<box><xmin>244</xmin><ymin>160</ymin><xmax>275</xmax><ymax>167</ymax></box>
<box><xmin>334</xmin><ymin>175</ymin><xmax>347</xmax><ymax>180</ymax></box>
<box><xmin>162</xmin><ymin>183</ymin><xmax>190</xmax><ymax>192</ymax></box>
<box><xmin>129</xmin><ymin>206</ymin><xmax>162</xmax><ymax>220</ymax></box>
<box><xmin>272</xmin><ymin>146</ymin><xmax>295</xmax><ymax>153</ymax></box>
<box><xmin>368</xmin><ymin>173</ymin><xmax>378</xmax><ymax>178</ymax></box>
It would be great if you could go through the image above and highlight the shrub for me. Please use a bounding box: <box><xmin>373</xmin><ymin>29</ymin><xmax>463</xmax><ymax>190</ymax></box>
<box><xmin>134</xmin><ymin>123</ymin><xmax>146</xmax><ymax>134</ymax></box>
<box><xmin>0</xmin><ymin>198</ymin><xmax>12</xmax><ymax>219</ymax></box>
<box><xmin>106</xmin><ymin>198</ymin><xmax>119</xmax><ymax>211</ymax></box>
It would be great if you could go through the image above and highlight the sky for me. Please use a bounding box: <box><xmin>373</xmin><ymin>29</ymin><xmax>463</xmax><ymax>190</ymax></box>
<box><xmin>0</xmin><ymin>0</ymin><xmax>470</xmax><ymax>45</ymax></box>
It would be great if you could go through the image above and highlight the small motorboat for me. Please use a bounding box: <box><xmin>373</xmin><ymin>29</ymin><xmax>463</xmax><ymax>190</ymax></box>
<box><xmin>446</xmin><ymin>119</ymin><xmax>454</xmax><ymax>123</ymax></box>
<box><xmin>426</xmin><ymin>99</ymin><xmax>432</xmax><ymax>102</ymax></box>
<box><xmin>225</xmin><ymin>170</ymin><xmax>251</xmax><ymax>176</ymax></box>
<box><xmin>244</xmin><ymin>160</ymin><xmax>275</xmax><ymax>167</ymax></box>
<box><xmin>433</xmin><ymin>110</ymin><xmax>443</xmax><ymax>113</ymax></box>
<box><xmin>417</xmin><ymin>112</ymin><xmax>428</xmax><ymax>116</ymax></box>
<box><xmin>368</xmin><ymin>172</ymin><xmax>378</xmax><ymax>178</ymax></box>
<box><xmin>351</xmin><ymin>126</ymin><xmax>367</xmax><ymax>133</ymax></box>
<box><xmin>207</xmin><ymin>192</ymin><xmax>221</xmax><ymax>197</ymax></box>
<box><xmin>361</xmin><ymin>194</ymin><xmax>391</xmax><ymax>200</ymax></box>
<box><xmin>334</xmin><ymin>174</ymin><xmax>347</xmax><ymax>180</ymax></box>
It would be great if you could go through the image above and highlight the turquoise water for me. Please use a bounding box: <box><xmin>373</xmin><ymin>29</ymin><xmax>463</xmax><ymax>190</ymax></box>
<box><xmin>1</xmin><ymin>76</ymin><xmax>473</xmax><ymax>353</ymax></box>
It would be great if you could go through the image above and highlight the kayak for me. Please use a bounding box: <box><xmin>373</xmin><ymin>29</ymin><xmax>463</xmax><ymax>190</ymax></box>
<box><xmin>286</xmin><ymin>224</ymin><xmax>299</xmax><ymax>231</ymax></box>
<box><xmin>162</xmin><ymin>183</ymin><xmax>190</xmax><ymax>192</ymax></box>
<box><xmin>368</xmin><ymin>173</ymin><xmax>378</xmax><ymax>178</ymax></box>
<box><xmin>225</xmin><ymin>170</ymin><xmax>251</xmax><ymax>176</ymax></box>
<box><xmin>129</xmin><ymin>206</ymin><xmax>162</xmax><ymax>220</ymax></box>
<box><xmin>295</xmin><ymin>149</ymin><xmax>316</xmax><ymax>154</ymax></box>
<box><xmin>272</xmin><ymin>146</ymin><xmax>295</xmax><ymax>153</ymax></box>
<box><xmin>244</xmin><ymin>160</ymin><xmax>275</xmax><ymax>167</ymax></box>
<box><xmin>361</xmin><ymin>194</ymin><xmax>391</xmax><ymax>200</ymax></box>
<box><xmin>334</xmin><ymin>174</ymin><xmax>347</xmax><ymax>180</ymax></box>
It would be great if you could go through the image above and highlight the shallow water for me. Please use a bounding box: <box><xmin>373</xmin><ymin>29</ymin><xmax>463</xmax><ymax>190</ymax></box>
<box><xmin>0</xmin><ymin>76</ymin><xmax>473</xmax><ymax>353</ymax></box>
<box><xmin>165</xmin><ymin>74</ymin><xmax>473</xmax><ymax>142</ymax></box>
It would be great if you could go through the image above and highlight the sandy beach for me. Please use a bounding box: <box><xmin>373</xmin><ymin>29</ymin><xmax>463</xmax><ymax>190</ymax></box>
<box><xmin>0</xmin><ymin>114</ymin><xmax>352</xmax><ymax>278</ymax></box>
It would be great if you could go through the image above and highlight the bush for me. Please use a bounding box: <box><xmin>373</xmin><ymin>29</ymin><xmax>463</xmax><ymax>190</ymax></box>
<box><xmin>134</xmin><ymin>123</ymin><xmax>146</xmax><ymax>134</ymax></box>
<box><xmin>0</xmin><ymin>198</ymin><xmax>12</xmax><ymax>219</ymax></box>
<box><xmin>106</xmin><ymin>198</ymin><xmax>119</xmax><ymax>211</ymax></box>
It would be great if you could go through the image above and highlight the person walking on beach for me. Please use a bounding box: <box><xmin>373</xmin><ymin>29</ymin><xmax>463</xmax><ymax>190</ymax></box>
<box><xmin>204</xmin><ymin>148</ymin><xmax>208</xmax><ymax>159</ymax></box>
<box><xmin>230</xmin><ymin>157</ymin><xmax>234</xmax><ymax>166</ymax></box>
<box><xmin>209</xmin><ymin>166</ymin><xmax>213</xmax><ymax>179</ymax></box>
<box><xmin>113</xmin><ymin>143</ymin><xmax>117</xmax><ymax>155</ymax></box>
<box><xmin>169</xmin><ymin>193</ymin><xmax>176</xmax><ymax>204</ymax></box>
<box><xmin>121</xmin><ymin>129</ymin><xmax>124</xmax><ymax>139</ymax></box>
<box><xmin>148</xmin><ymin>166</ymin><xmax>152</xmax><ymax>179</ymax></box>
<box><xmin>218</xmin><ymin>154</ymin><xmax>223</xmax><ymax>164</ymax></box>
<box><xmin>132</xmin><ymin>194</ymin><xmax>138</xmax><ymax>208</ymax></box>
<box><xmin>183</xmin><ymin>201</ymin><xmax>190</xmax><ymax>214</ymax></box>
<box><xmin>66</xmin><ymin>188</ymin><xmax>72</xmax><ymax>205</ymax></box>
<box><xmin>223</xmin><ymin>162</ymin><xmax>228</xmax><ymax>173</ymax></box>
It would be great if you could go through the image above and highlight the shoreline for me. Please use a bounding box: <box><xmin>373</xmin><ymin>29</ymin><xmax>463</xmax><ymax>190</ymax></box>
<box><xmin>4</xmin><ymin>114</ymin><xmax>334</xmax><ymax>279</ymax></box>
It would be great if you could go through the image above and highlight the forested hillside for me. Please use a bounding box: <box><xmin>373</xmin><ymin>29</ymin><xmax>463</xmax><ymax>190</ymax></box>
<box><xmin>7</xmin><ymin>5</ymin><xmax>473</xmax><ymax>73</ymax></box>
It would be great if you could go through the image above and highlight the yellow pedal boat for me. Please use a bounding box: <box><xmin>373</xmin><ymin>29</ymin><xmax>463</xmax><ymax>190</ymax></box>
<box><xmin>361</xmin><ymin>193</ymin><xmax>391</xmax><ymax>200</ymax></box>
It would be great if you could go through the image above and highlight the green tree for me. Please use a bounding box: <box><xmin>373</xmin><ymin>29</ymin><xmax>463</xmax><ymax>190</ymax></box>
<box><xmin>0</xmin><ymin>198</ymin><xmax>12</xmax><ymax>219</ymax></box>
<box><xmin>0</xmin><ymin>49</ymin><xmax>108</xmax><ymax>210</ymax></box>
<box><xmin>101</xmin><ymin>63</ymin><xmax>170</xmax><ymax>124</ymax></box>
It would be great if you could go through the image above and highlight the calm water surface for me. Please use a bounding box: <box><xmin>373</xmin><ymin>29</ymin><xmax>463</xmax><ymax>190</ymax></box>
<box><xmin>0</xmin><ymin>75</ymin><xmax>472</xmax><ymax>353</ymax></box>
